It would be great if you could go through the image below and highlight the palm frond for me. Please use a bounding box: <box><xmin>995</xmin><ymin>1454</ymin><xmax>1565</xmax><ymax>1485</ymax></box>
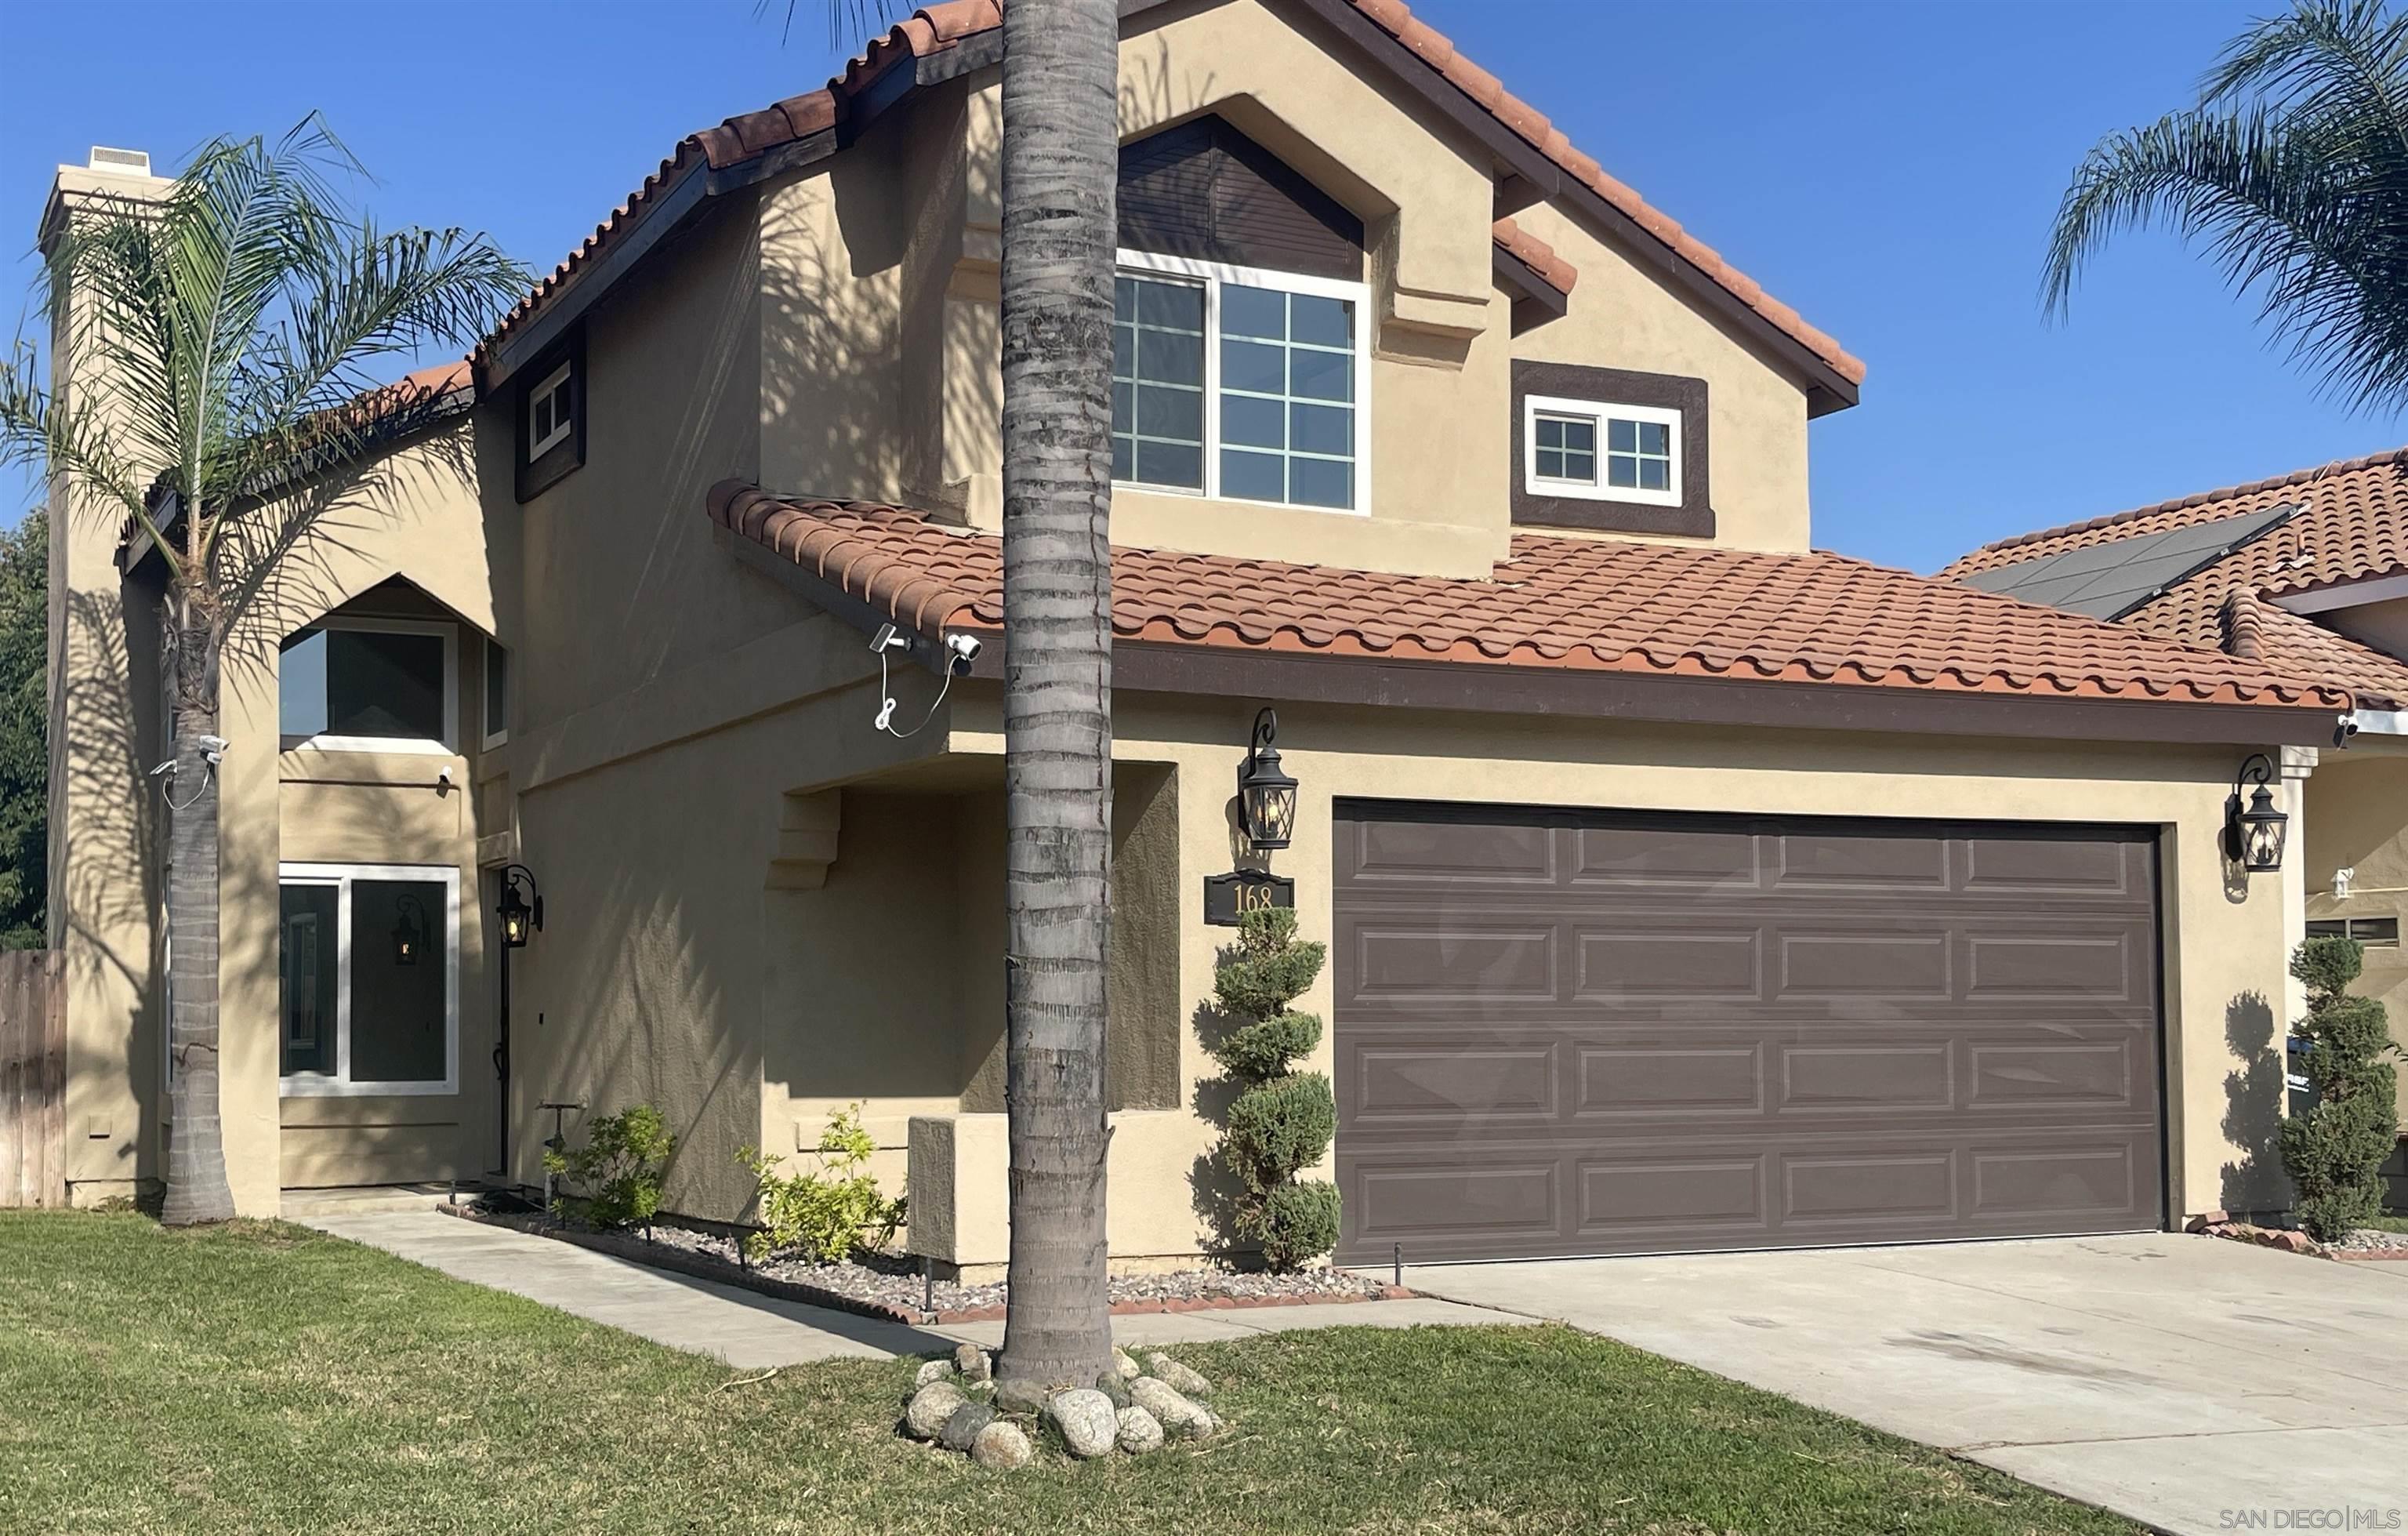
<box><xmin>0</xmin><ymin>120</ymin><xmax>529</xmax><ymax>598</ymax></box>
<box><xmin>0</xmin><ymin>345</ymin><xmax>175</xmax><ymax>572</ymax></box>
<box><xmin>2044</xmin><ymin>0</ymin><xmax>2408</xmax><ymax>416</ymax></box>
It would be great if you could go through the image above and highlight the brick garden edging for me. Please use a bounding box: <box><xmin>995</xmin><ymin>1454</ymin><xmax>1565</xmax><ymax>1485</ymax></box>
<box><xmin>2185</xmin><ymin>1209</ymin><xmax>2408</xmax><ymax>1262</ymax></box>
<box><xmin>436</xmin><ymin>1202</ymin><xmax>1413</xmax><ymax>1324</ymax></box>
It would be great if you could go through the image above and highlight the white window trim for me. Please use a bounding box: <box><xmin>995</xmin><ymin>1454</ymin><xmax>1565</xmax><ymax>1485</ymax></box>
<box><xmin>481</xmin><ymin>638</ymin><xmax>510</xmax><ymax>750</ymax></box>
<box><xmin>1113</xmin><ymin>248</ymin><xmax>1373</xmax><ymax>517</ymax></box>
<box><xmin>281</xmin><ymin>615</ymin><xmax>459</xmax><ymax>756</ymax></box>
<box><xmin>527</xmin><ymin>361</ymin><xmax>573</xmax><ymax>460</ymax></box>
<box><xmin>1521</xmin><ymin>394</ymin><xmax>1682</xmax><ymax>508</ymax></box>
<box><xmin>278</xmin><ymin>862</ymin><xmax>461</xmax><ymax>1098</ymax></box>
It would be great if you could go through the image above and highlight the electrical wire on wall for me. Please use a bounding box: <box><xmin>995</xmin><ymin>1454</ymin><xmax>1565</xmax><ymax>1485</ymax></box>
<box><xmin>150</xmin><ymin>735</ymin><xmax>230</xmax><ymax>811</ymax></box>
<box><xmin>869</xmin><ymin>624</ymin><xmax>981</xmax><ymax>739</ymax></box>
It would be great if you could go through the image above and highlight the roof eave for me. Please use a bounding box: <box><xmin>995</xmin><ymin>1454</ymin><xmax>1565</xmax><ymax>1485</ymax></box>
<box><xmin>1103</xmin><ymin>642</ymin><xmax>2344</xmax><ymax>747</ymax></box>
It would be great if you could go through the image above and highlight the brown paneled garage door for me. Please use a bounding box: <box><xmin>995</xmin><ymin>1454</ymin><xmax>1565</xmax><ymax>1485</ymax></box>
<box><xmin>1332</xmin><ymin>806</ymin><xmax>2165</xmax><ymax>1264</ymax></box>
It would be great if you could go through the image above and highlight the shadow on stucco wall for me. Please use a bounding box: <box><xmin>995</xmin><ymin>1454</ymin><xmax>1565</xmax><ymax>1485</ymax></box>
<box><xmin>59</xmin><ymin>586</ymin><xmax>161</xmax><ymax>1196</ymax></box>
<box><xmin>1187</xmin><ymin>982</ymin><xmax>1251</xmax><ymax>1264</ymax></box>
<box><xmin>2219</xmin><ymin>989</ymin><xmax>2292</xmax><ymax>1215</ymax></box>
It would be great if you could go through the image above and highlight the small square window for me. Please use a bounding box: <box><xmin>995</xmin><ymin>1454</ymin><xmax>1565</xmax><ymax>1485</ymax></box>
<box><xmin>1524</xmin><ymin>394</ymin><xmax>1681</xmax><ymax>507</ymax></box>
<box><xmin>1532</xmin><ymin>412</ymin><xmax>1597</xmax><ymax>485</ymax></box>
<box><xmin>527</xmin><ymin>361</ymin><xmax>574</xmax><ymax>461</ymax></box>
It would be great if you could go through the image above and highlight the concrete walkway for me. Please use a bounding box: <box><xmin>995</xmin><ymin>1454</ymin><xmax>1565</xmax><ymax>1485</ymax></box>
<box><xmin>303</xmin><ymin>1207</ymin><xmax>1525</xmax><ymax>1370</ymax></box>
<box><xmin>1403</xmin><ymin>1233</ymin><xmax>2408</xmax><ymax>1536</ymax></box>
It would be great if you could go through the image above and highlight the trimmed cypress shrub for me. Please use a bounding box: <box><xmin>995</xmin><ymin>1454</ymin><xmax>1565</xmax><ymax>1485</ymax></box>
<box><xmin>1207</xmin><ymin>907</ymin><xmax>1340</xmax><ymax>1270</ymax></box>
<box><xmin>2279</xmin><ymin>935</ymin><xmax>2400</xmax><ymax>1242</ymax></box>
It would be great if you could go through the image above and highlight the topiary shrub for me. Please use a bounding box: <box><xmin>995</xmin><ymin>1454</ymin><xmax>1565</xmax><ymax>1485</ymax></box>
<box><xmin>2280</xmin><ymin>935</ymin><xmax>2400</xmax><ymax>1242</ymax></box>
<box><xmin>1206</xmin><ymin>907</ymin><xmax>1340</xmax><ymax>1271</ymax></box>
<box><xmin>738</xmin><ymin>1103</ymin><xmax>906</xmax><ymax>1263</ymax></box>
<box><xmin>545</xmin><ymin>1104</ymin><xmax>675</xmax><ymax>1230</ymax></box>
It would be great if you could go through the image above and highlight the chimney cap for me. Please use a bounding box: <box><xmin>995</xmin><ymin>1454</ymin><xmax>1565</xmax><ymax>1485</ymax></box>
<box><xmin>83</xmin><ymin>147</ymin><xmax>152</xmax><ymax>176</ymax></box>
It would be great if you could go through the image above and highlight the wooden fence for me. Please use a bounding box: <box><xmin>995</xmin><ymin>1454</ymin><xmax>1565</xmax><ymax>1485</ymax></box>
<box><xmin>0</xmin><ymin>950</ymin><xmax>65</xmax><ymax>1207</ymax></box>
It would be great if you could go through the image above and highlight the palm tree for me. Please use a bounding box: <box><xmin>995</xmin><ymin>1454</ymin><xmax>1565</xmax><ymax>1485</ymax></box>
<box><xmin>781</xmin><ymin>0</ymin><xmax>1122</xmax><ymax>1395</ymax></box>
<box><xmin>0</xmin><ymin>123</ymin><xmax>525</xmax><ymax>1225</ymax></box>
<box><xmin>990</xmin><ymin>0</ymin><xmax>1122</xmax><ymax>1403</ymax></box>
<box><xmin>2043</xmin><ymin>0</ymin><xmax>2408</xmax><ymax>414</ymax></box>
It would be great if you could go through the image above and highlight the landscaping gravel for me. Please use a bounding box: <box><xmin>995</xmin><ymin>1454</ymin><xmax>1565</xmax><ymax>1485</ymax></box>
<box><xmin>2332</xmin><ymin>1226</ymin><xmax>2408</xmax><ymax>1255</ymax></box>
<box><xmin>634</xmin><ymin>1221</ymin><xmax>1390</xmax><ymax>1313</ymax></box>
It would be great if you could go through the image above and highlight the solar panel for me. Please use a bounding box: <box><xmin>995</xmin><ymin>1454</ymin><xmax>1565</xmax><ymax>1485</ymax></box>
<box><xmin>1960</xmin><ymin>503</ymin><xmax>2300</xmax><ymax>620</ymax></box>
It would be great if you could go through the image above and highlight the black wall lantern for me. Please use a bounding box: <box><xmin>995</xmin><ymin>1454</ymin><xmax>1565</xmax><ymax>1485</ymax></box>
<box><xmin>492</xmin><ymin>863</ymin><xmax>543</xmax><ymax>1185</ymax></box>
<box><xmin>2224</xmin><ymin>753</ymin><xmax>2290</xmax><ymax>875</ymax></box>
<box><xmin>390</xmin><ymin>895</ymin><xmax>427</xmax><ymax>966</ymax></box>
<box><xmin>1238</xmin><ymin>706</ymin><xmax>1298</xmax><ymax>852</ymax></box>
<box><xmin>497</xmin><ymin>864</ymin><xmax>544</xmax><ymax>949</ymax></box>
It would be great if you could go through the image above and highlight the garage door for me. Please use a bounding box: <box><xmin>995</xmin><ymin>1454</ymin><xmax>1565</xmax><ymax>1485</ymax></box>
<box><xmin>1333</xmin><ymin>806</ymin><xmax>2165</xmax><ymax>1264</ymax></box>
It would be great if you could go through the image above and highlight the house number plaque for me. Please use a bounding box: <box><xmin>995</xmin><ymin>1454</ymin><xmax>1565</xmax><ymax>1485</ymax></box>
<box><xmin>1204</xmin><ymin>870</ymin><xmax>1295</xmax><ymax>927</ymax></box>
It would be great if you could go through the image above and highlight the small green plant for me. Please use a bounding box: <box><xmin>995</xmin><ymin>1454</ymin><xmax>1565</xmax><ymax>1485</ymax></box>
<box><xmin>1207</xmin><ymin>906</ymin><xmax>1340</xmax><ymax>1271</ymax></box>
<box><xmin>2281</xmin><ymin>935</ymin><xmax>2400</xmax><ymax>1242</ymax></box>
<box><xmin>543</xmin><ymin>1104</ymin><xmax>675</xmax><ymax>1230</ymax></box>
<box><xmin>739</xmin><ymin>1104</ymin><xmax>905</xmax><ymax>1263</ymax></box>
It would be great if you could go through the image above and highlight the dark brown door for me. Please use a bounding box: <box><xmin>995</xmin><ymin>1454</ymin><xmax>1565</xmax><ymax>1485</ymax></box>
<box><xmin>1332</xmin><ymin>806</ymin><xmax>2165</xmax><ymax>1264</ymax></box>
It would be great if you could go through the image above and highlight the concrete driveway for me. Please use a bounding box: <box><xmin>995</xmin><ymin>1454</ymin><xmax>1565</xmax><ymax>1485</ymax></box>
<box><xmin>1402</xmin><ymin>1234</ymin><xmax>2407</xmax><ymax>1536</ymax></box>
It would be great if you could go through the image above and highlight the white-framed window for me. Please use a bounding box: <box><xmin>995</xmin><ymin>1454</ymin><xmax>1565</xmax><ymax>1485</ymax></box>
<box><xmin>528</xmin><ymin>361</ymin><xmax>573</xmax><ymax>460</ymax></box>
<box><xmin>2306</xmin><ymin>916</ymin><xmax>2400</xmax><ymax>948</ymax></box>
<box><xmin>279</xmin><ymin>616</ymin><xmax>457</xmax><ymax>754</ymax></box>
<box><xmin>1112</xmin><ymin>250</ymin><xmax>1369</xmax><ymax>514</ymax></box>
<box><xmin>481</xmin><ymin>638</ymin><xmax>510</xmax><ymax>750</ymax></box>
<box><xmin>279</xmin><ymin>862</ymin><xmax>459</xmax><ymax>1096</ymax></box>
<box><xmin>1521</xmin><ymin>394</ymin><xmax>1681</xmax><ymax>507</ymax></box>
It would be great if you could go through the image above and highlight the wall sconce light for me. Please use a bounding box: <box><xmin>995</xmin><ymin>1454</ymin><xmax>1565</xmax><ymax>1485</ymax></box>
<box><xmin>2224</xmin><ymin>753</ymin><xmax>2290</xmax><ymax>875</ymax></box>
<box><xmin>498</xmin><ymin>864</ymin><xmax>544</xmax><ymax>950</ymax></box>
<box><xmin>1237</xmin><ymin>706</ymin><xmax>1298</xmax><ymax>852</ymax></box>
<box><xmin>390</xmin><ymin>895</ymin><xmax>426</xmax><ymax>966</ymax></box>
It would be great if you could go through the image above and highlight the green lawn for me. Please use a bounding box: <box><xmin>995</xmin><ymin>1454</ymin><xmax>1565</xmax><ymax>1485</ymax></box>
<box><xmin>0</xmin><ymin>1212</ymin><xmax>2138</xmax><ymax>1535</ymax></box>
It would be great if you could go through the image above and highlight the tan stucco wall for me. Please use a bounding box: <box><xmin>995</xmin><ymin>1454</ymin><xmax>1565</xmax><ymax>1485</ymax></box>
<box><xmin>898</xmin><ymin>688</ymin><xmax>2300</xmax><ymax>1267</ymax></box>
<box><xmin>214</xmin><ymin>426</ymin><xmax>503</xmax><ymax>1211</ymax></box>
<box><xmin>2302</xmin><ymin>747</ymin><xmax>2408</xmax><ymax>1119</ymax></box>
<box><xmin>46</xmin><ymin>165</ymin><xmax>175</xmax><ymax>1207</ymax></box>
<box><xmin>851</xmin><ymin>0</ymin><xmax>1821</xmax><ymax>580</ymax></box>
<box><xmin>1505</xmin><ymin>199</ymin><xmax>1815</xmax><ymax>554</ymax></box>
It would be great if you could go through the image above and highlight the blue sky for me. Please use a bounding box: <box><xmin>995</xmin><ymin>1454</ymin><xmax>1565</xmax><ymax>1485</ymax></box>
<box><xmin>1</xmin><ymin>0</ymin><xmax>2395</xmax><ymax>572</ymax></box>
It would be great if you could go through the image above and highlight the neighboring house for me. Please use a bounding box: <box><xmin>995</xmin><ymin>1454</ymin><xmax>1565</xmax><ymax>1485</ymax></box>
<box><xmin>43</xmin><ymin>0</ymin><xmax>2352</xmax><ymax>1268</ymax></box>
<box><xmin>1946</xmin><ymin>452</ymin><xmax>2408</xmax><ymax>1146</ymax></box>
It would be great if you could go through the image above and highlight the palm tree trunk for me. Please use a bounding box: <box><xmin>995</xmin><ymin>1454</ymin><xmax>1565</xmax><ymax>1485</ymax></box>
<box><xmin>993</xmin><ymin>0</ymin><xmax>1119</xmax><ymax>1397</ymax></box>
<box><xmin>158</xmin><ymin>583</ymin><xmax>234</xmax><ymax>1225</ymax></box>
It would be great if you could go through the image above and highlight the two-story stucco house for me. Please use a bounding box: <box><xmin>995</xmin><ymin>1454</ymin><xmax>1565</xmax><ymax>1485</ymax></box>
<box><xmin>45</xmin><ymin>0</ymin><xmax>2357</xmax><ymax>1270</ymax></box>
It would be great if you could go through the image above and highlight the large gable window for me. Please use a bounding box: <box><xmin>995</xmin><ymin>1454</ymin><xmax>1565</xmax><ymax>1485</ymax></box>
<box><xmin>280</xmin><ymin>618</ymin><xmax>456</xmax><ymax>753</ymax></box>
<box><xmin>1113</xmin><ymin>253</ymin><xmax>1368</xmax><ymax>513</ymax></box>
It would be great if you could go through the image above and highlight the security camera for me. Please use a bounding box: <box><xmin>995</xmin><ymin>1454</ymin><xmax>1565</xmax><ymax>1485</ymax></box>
<box><xmin>945</xmin><ymin>633</ymin><xmax>982</xmax><ymax>667</ymax></box>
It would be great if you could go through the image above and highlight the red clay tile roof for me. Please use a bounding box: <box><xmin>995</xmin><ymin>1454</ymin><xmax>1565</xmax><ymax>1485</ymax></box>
<box><xmin>1943</xmin><ymin>448</ymin><xmax>2408</xmax><ymax>701</ymax></box>
<box><xmin>1492</xmin><ymin>218</ymin><xmax>1576</xmax><ymax>295</ymax></box>
<box><xmin>480</xmin><ymin>0</ymin><xmax>1855</xmax><ymax>390</ymax></box>
<box><xmin>709</xmin><ymin>480</ymin><xmax>2346</xmax><ymax>710</ymax></box>
<box><xmin>2222</xmin><ymin>590</ymin><xmax>2408</xmax><ymax>711</ymax></box>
